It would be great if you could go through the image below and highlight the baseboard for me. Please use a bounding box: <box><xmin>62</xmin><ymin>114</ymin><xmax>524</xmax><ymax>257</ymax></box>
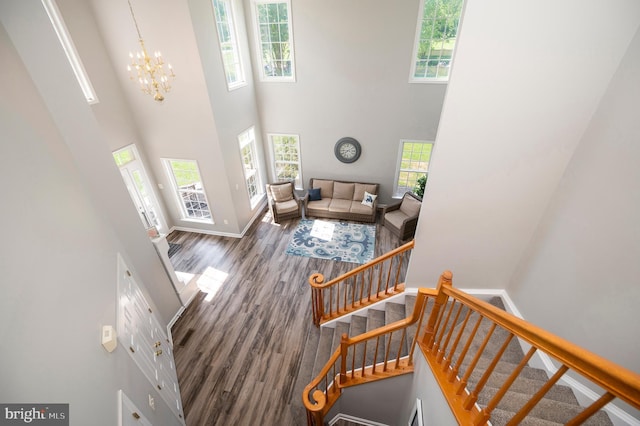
<box><xmin>166</xmin><ymin>286</ymin><xmax>200</xmax><ymax>348</ymax></box>
<box><xmin>166</xmin><ymin>306</ymin><xmax>184</xmax><ymax>348</ymax></box>
<box><xmin>169</xmin><ymin>202</ymin><xmax>267</xmax><ymax>239</ymax></box>
<box><xmin>328</xmin><ymin>413</ymin><xmax>389</xmax><ymax>426</ymax></box>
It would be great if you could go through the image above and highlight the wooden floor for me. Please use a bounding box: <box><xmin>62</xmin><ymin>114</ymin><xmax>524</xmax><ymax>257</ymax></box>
<box><xmin>168</xmin><ymin>209</ymin><xmax>406</xmax><ymax>426</ymax></box>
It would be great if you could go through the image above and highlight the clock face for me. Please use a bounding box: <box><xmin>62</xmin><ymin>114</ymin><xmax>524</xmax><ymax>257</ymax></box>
<box><xmin>340</xmin><ymin>143</ymin><xmax>357</xmax><ymax>159</ymax></box>
<box><xmin>334</xmin><ymin>137</ymin><xmax>362</xmax><ymax>163</ymax></box>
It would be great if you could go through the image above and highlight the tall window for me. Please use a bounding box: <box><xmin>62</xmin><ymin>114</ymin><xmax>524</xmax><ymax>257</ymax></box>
<box><xmin>163</xmin><ymin>159</ymin><xmax>213</xmax><ymax>222</ymax></box>
<box><xmin>253</xmin><ymin>0</ymin><xmax>295</xmax><ymax>81</ymax></box>
<box><xmin>269</xmin><ymin>134</ymin><xmax>302</xmax><ymax>189</ymax></box>
<box><xmin>212</xmin><ymin>0</ymin><xmax>245</xmax><ymax>90</ymax></box>
<box><xmin>410</xmin><ymin>0</ymin><xmax>464</xmax><ymax>82</ymax></box>
<box><xmin>238</xmin><ymin>127</ymin><xmax>264</xmax><ymax>208</ymax></box>
<box><xmin>394</xmin><ymin>141</ymin><xmax>433</xmax><ymax>197</ymax></box>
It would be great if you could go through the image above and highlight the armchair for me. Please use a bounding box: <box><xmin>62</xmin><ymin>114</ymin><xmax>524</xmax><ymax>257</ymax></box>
<box><xmin>382</xmin><ymin>192</ymin><xmax>422</xmax><ymax>240</ymax></box>
<box><xmin>265</xmin><ymin>181</ymin><xmax>304</xmax><ymax>223</ymax></box>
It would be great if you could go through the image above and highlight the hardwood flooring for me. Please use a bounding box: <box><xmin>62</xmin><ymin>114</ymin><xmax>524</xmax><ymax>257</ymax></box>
<box><xmin>168</xmin><ymin>210</ymin><xmax>406</xmax><ymax>426</ymax></box>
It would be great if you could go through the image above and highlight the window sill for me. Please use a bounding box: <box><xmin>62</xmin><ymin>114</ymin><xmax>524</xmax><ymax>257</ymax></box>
<box><xmin>181</xmin><ymin>218</ymin><xmax>214</xmax><ymax>225</ymax></box>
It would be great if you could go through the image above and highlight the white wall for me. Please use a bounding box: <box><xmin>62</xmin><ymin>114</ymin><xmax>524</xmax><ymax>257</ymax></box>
<box><xmin>507</xmin><ymin>26</ymin><xmax>640</xmax><ymax>373</ymax></box>
<box><xmin>188</xmin><ymin>0</ymin><xmax>268</xmax><ymax>229</ymax></box>
<box><xmin>400</xmin><ymin>352</ymin><xmax>457</xmax><ymax>426</ymax></box>
<box><xmin>328</xmin><ymin>373</ymin><xmax>413</xmax><ymax>425</ymax></box>
<box><xmin>407</xmin><ymin>0</ymin><xmax>640</xmax><ymax>288</ymax></box>
<box><xmin>0</xmin><ymin>20</ymin><xmax>180</xmax><ymax>425</ymax></box>
<box><xmin>244</xmin><ymin>0</ymin><xmax>446</xmax><ymax>202</ymax></box>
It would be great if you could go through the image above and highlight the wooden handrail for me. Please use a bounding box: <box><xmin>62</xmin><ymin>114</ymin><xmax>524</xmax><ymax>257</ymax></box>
<box><xmin>421</xmin><ymin>270</ymin><xmax>640</xmax><ymax>425</ymax></box>
<box><xmin>302</xmin><ymin>287</ymin><xmax>436</xmax><ymax>425</ymax></box>
<box><xmin>440</xmin><ymin>285</ymin><xmax>640</xmax><ymax>409</ymax></box>
<box><xmin>308</xmin><ymin>240</ymin><xmax>414</xmax><ymax>326</ymax></box>
<box><xmin>305</xmin><ymin>267</ymin><xmax>640</xmax><ymax>426</ymax></box>
<box><xmin>309</xmin><ymin>241</ymin><xmax>415</xmax><ymax>289</ymax></box>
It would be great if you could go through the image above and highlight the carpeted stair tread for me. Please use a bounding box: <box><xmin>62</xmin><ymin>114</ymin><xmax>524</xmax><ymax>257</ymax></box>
<box><xmin>365</xmin><ymin>309</ymin><xmax>386</xmax><ymax>366</ymax></box>
<box><xmin>460</xmin><ymin>355</ymin><xmax>550</xmax><ymax>383</ymax></box>
<box><xmin>290</xmin><ymin>323</ymin><xmax>321</xmax><ymax>421</ymax></box>
<box><xmin>366</xmin><ymin>308</ymin><xmax>386</xmax><ymax>330</ymax></box>
<box><xmin>453</xmin><ymin>323</ymin><xmax>526</xmax><ymax>366</ymax></box>
<box><xmin>466</xmin><ymin>369</ymin><xmax>579</xmax><ymax>406</ymax></box>
<box><xmin>349</xmin><ymin>315</ymin><xmax>367</xmax><ymax>337</ymax></box>
<box><xmin>404</xmin><ymin>295</ymin><xmax>418</xmax><ymax>341</ymax></box>
<box><xmin>331</xmin><ymin>322</ymin><xmax>351</xmax><ymax>353</ymax></box>
<box><xmin>488</xmin><ymin>296</ymin><xmax>506</xmax><ymax>311</ymax></box>
<box><xmin>476</xmin><ymin>383</ymin><xmax>613</xmax><ymax>425</ymax></box>
<box><xmin>349</xmin><ymin>316</ymin><xmax>368</xmax><ymax>372</ymax></box>
<box><xmin>489</xmin><ymin>408</ymin><xmax>564</xmax><ymax>426</ymax></box>
<box><xmin>386</xmin><ymin>302</ymin><xmax>408</xmax><ymax>357</ymax></box>
<box><xmin>312</xmin><ymin>326</ymin><xmax>336</xmax><ymax>379</ymax></box>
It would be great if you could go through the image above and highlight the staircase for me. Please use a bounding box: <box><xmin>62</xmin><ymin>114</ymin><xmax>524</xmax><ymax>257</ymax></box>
<box><xmin>297</xmin><ymin>294</ymin><xmax>614</xmax><ymax>425</ymax></box>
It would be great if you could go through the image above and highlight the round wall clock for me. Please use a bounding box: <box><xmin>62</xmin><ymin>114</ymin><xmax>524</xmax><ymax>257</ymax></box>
<box><xmin>334</xmin><ymin>137</ymin><xmax>362</xmax><ymax>163</ymax></box>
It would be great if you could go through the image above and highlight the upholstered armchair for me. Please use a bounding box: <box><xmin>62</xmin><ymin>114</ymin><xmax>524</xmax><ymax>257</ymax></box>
<box><xmin>265</xmin><ymin>181</ymin><xmax>304</xmax><ymax>223</ymax></box>
<box><xmin>382</xmin><ymin>192</ymin><xmax>422</xmax><ymax>240</ymax></box>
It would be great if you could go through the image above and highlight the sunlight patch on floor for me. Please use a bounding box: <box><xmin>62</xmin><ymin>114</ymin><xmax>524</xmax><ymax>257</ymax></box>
<box><xmin>197</xmin><ymin>267</ymin><xmax>229</xmax><ymax>302</ymax></box>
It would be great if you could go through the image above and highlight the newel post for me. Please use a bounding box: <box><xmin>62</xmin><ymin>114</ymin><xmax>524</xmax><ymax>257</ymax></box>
<box><xmin>421</xmin><ymin>270</ymin><xmax>452</xmax><ymax>348</ymax></box>
<box><xmin>309</xmin><ymin>273</ymin><xmax>325</xmax><ymax>326</ymax></box>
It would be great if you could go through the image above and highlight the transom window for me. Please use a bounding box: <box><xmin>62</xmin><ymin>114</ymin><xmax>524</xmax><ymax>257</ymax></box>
<box><xmin>269</xmin><ymin>134</ymin><xmax>302</xmax><ymax>189</ymax></box>
<box><xmin>253</xmin><ymin>0</ymin><xmax>295</xmax><ymax>81</ymax></box>
<box><xmin>410</xmin><ymin>0</ymin><xmax>464</xmax><ymax>82</ymax></box>
<box><xmin>212</xmin><ymin>0</ymin><xmax>246</xmax><ymax>90</ymax></box>
<box><xmin>238</xmin><ymin>127</ymin><xmax>264</xmax><ymax>208</ymax></box>
<box><xmin>163</xmin><ymin>159</ymin><xmax>213</xmax><ymax>222</ymax></box>
<box><xmin>394</xmin><ymin>141</ymin><xmax>433</xmax><ymax>197</ymax></box>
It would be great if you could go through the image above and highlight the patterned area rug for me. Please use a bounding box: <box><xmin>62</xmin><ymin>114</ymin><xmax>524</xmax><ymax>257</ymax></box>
<box><xmin>285</xmin><ymin>219</ymin><xmax>376</xmax><ymax>264</ymax></box>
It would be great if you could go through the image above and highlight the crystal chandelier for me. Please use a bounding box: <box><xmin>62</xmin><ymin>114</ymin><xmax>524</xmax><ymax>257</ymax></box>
<box><xmin>126</xmin><ymin>0</ymin><xmax>175</xmax><ymax>102</ymax></box>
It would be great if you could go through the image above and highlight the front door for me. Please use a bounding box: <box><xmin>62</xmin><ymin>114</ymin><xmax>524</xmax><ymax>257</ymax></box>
<box><xmin>113</xmin><ymin>144</ymin><xmax>167</xmax><ymax>232</ymax></box>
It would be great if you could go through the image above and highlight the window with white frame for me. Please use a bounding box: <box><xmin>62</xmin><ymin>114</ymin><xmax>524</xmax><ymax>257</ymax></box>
<box><xmin>410</xmin><ymin>0</ymin><xmax>464</xmax><ymax>82</ymax></box>
<box><xmin>394</xmin><ymin>141</ymin><xmax>433</xmax><ymax>197</ymax></box>
<box><xmin>269</xmin><ymin>134</ymin><xmax>302</xmax><ymax>189</ymax></box>
<box><xmin>212</xmin><ymin>0</ymin><xmax>245</xmax><ymax>90</ymax></box>
<box><xmin>163</xmin><ymin>159</ymin><xmax>213</xmax><ymax>222</ymax></box>
<box><xmin>253</xmin><ymin>0</ymin><xmax>295</xmax><ymax>81</ymax></box>
<box><xmin>238</xmin><ymin>127</ymin><xmax>264</xmax><ymax>208</ymax></box>
<box><xmin>113</xmin><ymin>144</ymin><xmax>167</xmax><ymax>232</ymax></box>
<box><xmin>42</xmin><ymin>0</ymin><xmax>98</xmax><ymax>103</ymax></box>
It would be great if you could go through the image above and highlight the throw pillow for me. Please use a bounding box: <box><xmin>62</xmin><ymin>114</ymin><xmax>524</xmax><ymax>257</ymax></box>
<box><xmin>361</xmin><ymin>191</ymin><xmax>378</xmax><ymax>207</ymax></box>
<box><xmin>308</xmin><ymin>188</ymin><xmax>322</xmax><ymax>201</ymax></box>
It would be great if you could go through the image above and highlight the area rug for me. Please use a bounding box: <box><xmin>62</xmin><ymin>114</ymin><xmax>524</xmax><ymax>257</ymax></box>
<box><xmin>285</xmin><ymin>219</ymin><xmax>376</xmax><ymax>264</ymax></box>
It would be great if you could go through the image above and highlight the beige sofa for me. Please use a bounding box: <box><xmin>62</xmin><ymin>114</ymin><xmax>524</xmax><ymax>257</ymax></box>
<box><xmin>305</xmin><ymin>178</ymin><xmax>379</xmax><ymax>223</ymax></box>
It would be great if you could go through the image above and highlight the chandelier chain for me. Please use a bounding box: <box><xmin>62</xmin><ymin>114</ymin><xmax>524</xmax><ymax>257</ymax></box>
<box><xmin>127</xmin><ymin>0</ymin><xmax>143</xmax><ymax>41</ymax></box>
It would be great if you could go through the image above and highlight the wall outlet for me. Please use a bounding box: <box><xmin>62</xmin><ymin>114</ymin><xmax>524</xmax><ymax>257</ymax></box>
<box><xmin>223</xmin><ymin>219</ymin><xmax>229</xmax><ymax>225</ymax></box>
<box><xmin>148</xmin><ymin>394</ymin><xmax>155</xmax><ymax>411</ymax></box>
<box><xmin>158</xmin><ymin>183</ymin><xmax>164</xmax><ymax>190</ymax></box>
